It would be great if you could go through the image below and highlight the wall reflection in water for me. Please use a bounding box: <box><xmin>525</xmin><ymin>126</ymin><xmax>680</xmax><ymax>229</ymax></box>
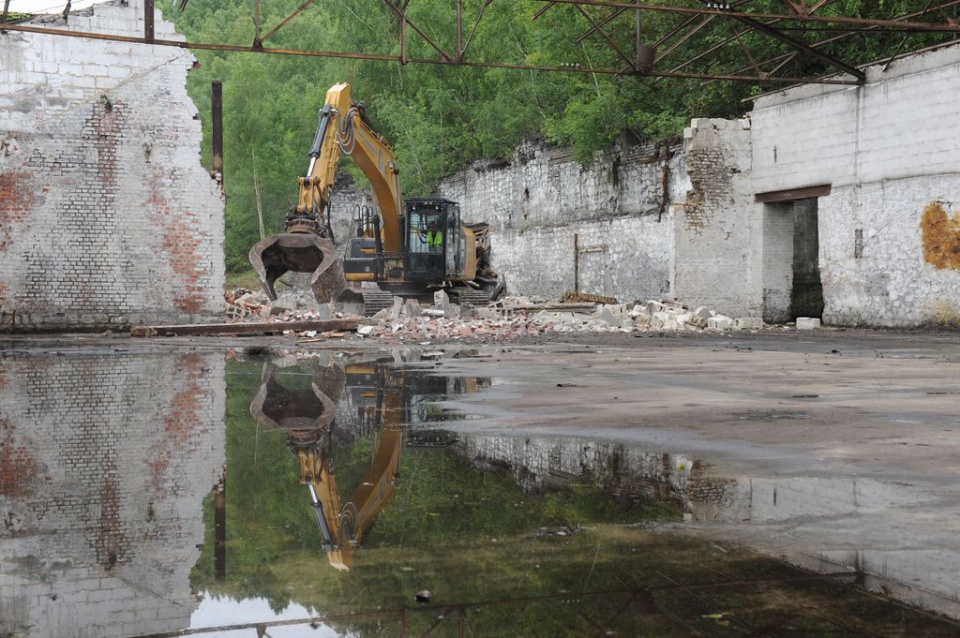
<box><xmin>462</xmin><ymin>432</ymin><xmax>960</xmax><ymax>620</ymax></box>
<box><xmin>0</xmin><ymin>352</ymin><xmax>226</xmax><ymax>638</ymax></box>
<box><xmin>4</xmin><ymin>348</ymin><xmax>957</xmax><ymax>637</ymax></box>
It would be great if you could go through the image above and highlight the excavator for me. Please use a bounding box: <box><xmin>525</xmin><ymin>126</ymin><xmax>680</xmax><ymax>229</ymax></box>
<box><xmin>249</xmin><ymin>357</ymin><xmax>402</xmax><ymax>572</ymax></box>
<box><xmin>249</xmin><ymin>83</ymin><xmax>498</xmax><ymax>313</ymax></box>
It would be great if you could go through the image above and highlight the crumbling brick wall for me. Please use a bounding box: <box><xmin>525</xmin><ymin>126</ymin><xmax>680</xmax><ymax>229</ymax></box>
<box><xmin>0</xmin><ymin>1</ymin><xmax>224</xmax><ymax>331</ymax></box>
<box><xmin>439</xmin><ymin>139</ymin><xmax>681</xmax><ymax>303</ymax></box>
<box><xmin>675</xmin><ymin>118</ymin><xmax>760</xmax><ymax>318</ymax></box>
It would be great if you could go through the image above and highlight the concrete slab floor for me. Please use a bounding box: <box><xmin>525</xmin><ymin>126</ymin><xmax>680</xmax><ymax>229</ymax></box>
<box><xmin>3</xmin><ymin>326</ymin><xmax>960</xmax><ymax>620</ymax></box>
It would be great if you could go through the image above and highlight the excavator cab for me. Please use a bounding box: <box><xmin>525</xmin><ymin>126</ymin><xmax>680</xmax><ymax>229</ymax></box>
<box><xmin>404</xmin><ymin>198</ymin><xmax>463</xmax><ymax>282</ymax></box>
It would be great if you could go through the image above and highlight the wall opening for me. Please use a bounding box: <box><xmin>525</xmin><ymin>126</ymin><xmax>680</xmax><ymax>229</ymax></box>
<box><xmin>761</xmin><ymin>197</ymin><xmax>823</xmax><ymax>323</ymax></box>
<box><xmin>791</xmin><ymin>198</ymin><xmax>824</xmax><ymax>319</ymax></box>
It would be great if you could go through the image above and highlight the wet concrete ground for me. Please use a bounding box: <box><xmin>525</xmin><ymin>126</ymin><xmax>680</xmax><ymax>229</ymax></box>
<box><xmin>3</xmin><ymin>326</ymin><xmax>960</xmax><ymax>634</ymax></box>
<box><xmin>429</xmin><ymin>328</ymin><xmax>960</xmax><ymax>620</ymax></box>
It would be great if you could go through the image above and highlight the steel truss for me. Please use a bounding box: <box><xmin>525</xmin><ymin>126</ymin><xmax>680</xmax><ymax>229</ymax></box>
<box><xmin>3</xmin><ymin>0</ymin><xmax>960</xmax><ymax>87</ymax></box>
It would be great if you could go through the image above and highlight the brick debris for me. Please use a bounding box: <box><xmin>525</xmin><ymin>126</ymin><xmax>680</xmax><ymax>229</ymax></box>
<box><xmin>225</xmin><ymin>286</ymin><xmax>776</xmax><ymax>343</ymax></box>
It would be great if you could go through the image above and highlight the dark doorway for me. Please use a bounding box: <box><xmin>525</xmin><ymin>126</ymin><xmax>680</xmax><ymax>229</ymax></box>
<box><xmin>761</xmin><ymin>197</ymin><xmax>824</xmax><ymax>323</ymax></box>
<box><xmin>791</xmin><ymin>199</ymin><xmax>824</xmax><ymax>319</ymax></box>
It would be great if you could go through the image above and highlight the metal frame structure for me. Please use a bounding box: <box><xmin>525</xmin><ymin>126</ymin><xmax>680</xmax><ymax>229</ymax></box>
<box><xmin>2</xmin><ymin>0</ymin><xmax>960</xmax><ymax>87</ymax></box>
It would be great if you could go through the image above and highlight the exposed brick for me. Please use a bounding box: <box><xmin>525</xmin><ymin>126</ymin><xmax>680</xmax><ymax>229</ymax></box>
<box><xmin>0</xmin><ymin>0</ymin><xmax>224</xmax><ymax>331</ymax></box>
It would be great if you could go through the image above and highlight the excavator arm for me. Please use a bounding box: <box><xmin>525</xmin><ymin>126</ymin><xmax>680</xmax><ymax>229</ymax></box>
<box><xmin>249</xmin><ymin>82</ymin><xmax>402</xmax><ymax>303</ymax></box>
<box><xmin>299</xmin><ymin>425</ymin><xmax>402</xmax><ymax>572</ymax></box>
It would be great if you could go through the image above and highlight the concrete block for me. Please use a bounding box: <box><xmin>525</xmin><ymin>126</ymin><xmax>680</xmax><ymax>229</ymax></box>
<box><xmin>650</xmin><ymin>311</ymin><xmax>673</xmax><ymax>330</ymax></box>
<box><xmin>404</xmin><ymin>298</ymin><xmax>422</xmax><ymax>317</ymax></box>
<box><xmin>628</xmin><ymin>304</ymin><xmax>647</xmax><ymax>318</ymax></box>
<box><xmin>689</xmin><ymin>306</ymin><xmax>713</xmax><ymax>328</ymax></box>
<box><xmin>734</xmin><ymin>317</ymin><xmax>765</xmax><ymax>330</ymax></box>
<box><xmin>269</xmin><ymin>297</ymin><xmax>298</xmax><ymax>315</ymax></box>
<box><xmin>390</xmin><ymin>296</ymin><xmax>404</xmax><ymax>321</ymax></box>
<box><xmin>707</xmin><ymin>315</ymin><xmax>734</xmax><ymax>329</ymax></box>
<box><xmin>597</xmin><ymin>308</ymin><xmax>619</xmax><ymax>327</ymax></box>
<box><xmin>434</xmin><ymin>290</ymin><xmax>450</xmax><ymax>312</ymax></box>
<box><xmin>796</xmin><ymin>317</ymin><xmax>821</xmax><ymax>330</ymax></box>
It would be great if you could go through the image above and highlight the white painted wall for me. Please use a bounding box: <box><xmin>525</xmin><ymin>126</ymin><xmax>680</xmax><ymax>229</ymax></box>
<box><xmin>750</xmin><ymin>46</ymin><xmax>960</xmax><ymax>326</ymax></box>
<box><xmin>438</xmin><ymin>140</ymin><xmax>680</xmax><ymax>303</ymax></box>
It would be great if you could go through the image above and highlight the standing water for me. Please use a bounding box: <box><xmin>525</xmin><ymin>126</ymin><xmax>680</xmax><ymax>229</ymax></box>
<box><xmin>2</xmin><ymin>347</ymin><xmax>957</xmax><ymax>636</ymax></box>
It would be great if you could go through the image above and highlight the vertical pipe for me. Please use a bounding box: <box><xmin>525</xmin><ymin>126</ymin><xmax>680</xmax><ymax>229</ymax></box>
<box><xmin>400</xmin><ymin>9</ymin><xmax>407</xmax><ymax>64</ymax></box>
<box><xmin>254</xmin><ymin>0</ymin><xmax>262</xmax><ymax>46</ymax></box>
<box><xmin>144</xmin><ymin>0</ymin><xmax>154</xmax><ymax>41</ymax></box>
<box><xmin>1</xmin><ymin>0</ymin><xmax>12</xmax><ymax>34</ymax></box>
<box><xmin>214</xmin><ymin>469</ymin><xmax>226</xmax><ymax>580</ymax></box>
<box><xmin>635</xmin><ymin>3</ymin><xmax>642</xmax><ymax>70</ymax></box>
<box><xmin>211</xmin><ymin>80</ymin><xmax>224</xmax><ymax>178</ymax></box>
<box><xmin>456</xmin><ymin>0</ymin><xmax>463</xmax><ymax>60</ymax></box>
<box><xmin>574</xmin><ymin>233</ymin><xmax>580</xmax><ymax>295</ymax></box>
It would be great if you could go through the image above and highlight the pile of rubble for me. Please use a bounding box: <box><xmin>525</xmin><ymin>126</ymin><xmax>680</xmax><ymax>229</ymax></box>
<box><xmin>225</xmin><ymin>286</ymin><xmax>769</xmax><ymax>342</ymax></box>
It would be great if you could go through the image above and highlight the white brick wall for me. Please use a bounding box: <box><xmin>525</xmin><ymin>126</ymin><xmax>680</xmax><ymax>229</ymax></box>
<box><xmin>750</xmin><ymin>45</ymin><xmax>960</xmax><ymax>326</ymax></box>
<box><xmin>438</xmin><ymin>140</ymin><xmax>679</xmax><ymax>302</ymax></box>
<box><xmin>0</xmin><ymin>0</ymin><xmax>225</xmax><ymax>330</ymax></box>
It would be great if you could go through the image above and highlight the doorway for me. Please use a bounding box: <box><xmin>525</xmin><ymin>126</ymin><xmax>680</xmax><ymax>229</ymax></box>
<box><xmin>761</xmin><ymin>197</ymin><xmax>824</xmax><ymax>323</ymax></box>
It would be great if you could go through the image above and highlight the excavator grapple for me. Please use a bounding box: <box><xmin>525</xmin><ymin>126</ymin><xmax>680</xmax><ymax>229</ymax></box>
<box><xmin>248</xmin><ymin>231</ymin><xmax>346</xmax><ymax>303</ymax></box>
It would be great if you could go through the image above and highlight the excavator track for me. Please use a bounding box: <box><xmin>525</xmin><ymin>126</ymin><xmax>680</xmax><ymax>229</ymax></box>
<box><xmin>454</xmin><ymin>288</ymin><xmax>492</xmax><ymax>308</ymax></box>
<box><xmin>361</xmin><ymin>290</ymin><xmax>395</xmax><ymax>316</ymax></box>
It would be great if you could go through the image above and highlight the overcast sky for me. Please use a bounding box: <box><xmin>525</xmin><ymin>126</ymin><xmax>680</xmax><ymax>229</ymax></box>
<box><xmin>6</xmin><ymin>0</ymin><xmax>103</xmax><ymax>14</ymax></box>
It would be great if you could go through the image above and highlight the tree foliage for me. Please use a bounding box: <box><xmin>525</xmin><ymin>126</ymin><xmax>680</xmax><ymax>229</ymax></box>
<box><xmin>160</xmin><ymin>0</ymin><xmax>956</xmax><ymax>272</ymax></box>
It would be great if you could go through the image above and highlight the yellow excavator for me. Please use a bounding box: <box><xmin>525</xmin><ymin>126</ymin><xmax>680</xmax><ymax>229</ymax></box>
<box><xmin>249</xmin><ymin>83</ymin><xmax>498</xmax><ymax>313</ymax></box>
<box><xmin>249</xmin><ymin>358</ymin><xmax>403</xmax><ymax>571</ymax></box>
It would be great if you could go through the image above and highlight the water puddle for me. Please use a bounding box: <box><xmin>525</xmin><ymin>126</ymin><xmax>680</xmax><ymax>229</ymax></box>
<box><xmin>1</xmin><ymin>348</ymin><xmax>958</xmax><ymax>636</ymax></box>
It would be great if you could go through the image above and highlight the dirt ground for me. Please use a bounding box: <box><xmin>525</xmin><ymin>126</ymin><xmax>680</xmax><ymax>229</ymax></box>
<box><xmin>436</xmin><ymin>327</ymin><xmax>960</xmax><ymax>480</ymax></box>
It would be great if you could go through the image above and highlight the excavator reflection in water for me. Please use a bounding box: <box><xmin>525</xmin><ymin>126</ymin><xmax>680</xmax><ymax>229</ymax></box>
<box><xmin>249</xmin><ymin>354</ymin><xmax>487</xmax><ymax>571</ymax></box>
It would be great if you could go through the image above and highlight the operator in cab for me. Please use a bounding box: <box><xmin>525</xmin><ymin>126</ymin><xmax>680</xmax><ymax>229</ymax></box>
<box><xmin>426</xmin><ymin>222</ymin><xmax>443</xmax><ymax>251</ymax></box>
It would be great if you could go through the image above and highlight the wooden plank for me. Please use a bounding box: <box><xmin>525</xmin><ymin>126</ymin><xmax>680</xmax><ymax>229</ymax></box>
<box><xmin>130</xmin><ymin>318</ymin><xmax>360</xmax><ymax>337</ymax></box>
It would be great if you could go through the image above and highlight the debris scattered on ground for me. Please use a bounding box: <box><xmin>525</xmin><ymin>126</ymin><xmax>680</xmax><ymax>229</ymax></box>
<box><xmin>224</xmin><ymin>284</ymin><xmax>784</xmax><ymax>342</ymax></box>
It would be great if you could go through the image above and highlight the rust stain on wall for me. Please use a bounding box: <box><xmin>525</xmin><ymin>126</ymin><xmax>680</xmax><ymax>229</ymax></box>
<box><xmin>0</xmin><ymin>418</ymin><xmax>40</xmax><ymax>499</ymax></box>
<box><xmin>0</xmin><ymin>171</ymin><xmax>36</xmax><ymax>252</ymax></box>
<box><xmin>920</xmin><ymin>201</ymin><xmax>960</xmax><ymax>269</ymax></box>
